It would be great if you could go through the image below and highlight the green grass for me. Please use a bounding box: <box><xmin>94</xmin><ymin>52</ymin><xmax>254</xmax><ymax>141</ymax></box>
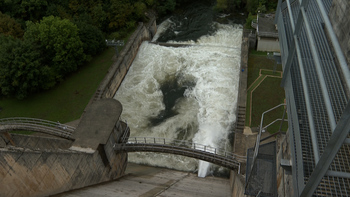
<box><xmin>245</xmin><ymin>51</ymin><xmax>287</xmax><ymax>134</ymax></box>
<box><xmin>251</xmin><ymin>77</ymin><xmax>287</xmax><ymax>133</ymax></box>
<box><xmin>247</xmin><ymin>53</ymin><xmax>282</xmax><ymax>88</ymax></box>
<box><xmin>249</xmin><ymin>50</ymin><xmax>268</xmax><ymax>56</ymax></box>
<box><xmin>260</xmin><ymin>69</ymin><xmax>281</xmax><ymax>77</ymax></box>
<box><xmin>246</xmin><ymin>75</ymin><xmax>265</xmax><ymax>126</ymax></box>
<box><xmin>0</xmin><ymin>47</ymin><xmax>115</xmax><ymax>123</ymax></box>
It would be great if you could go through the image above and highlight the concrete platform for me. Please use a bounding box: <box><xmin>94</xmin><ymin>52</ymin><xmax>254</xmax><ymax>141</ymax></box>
<box><xmin>55</xmin><ymin>163</ymin><xmax>231</xmax><ymax>197</ymax></box>
<box><xmin>71</xmin><ymin>99</ymin><xmax>122</xmax><ymax>150</ymax></box>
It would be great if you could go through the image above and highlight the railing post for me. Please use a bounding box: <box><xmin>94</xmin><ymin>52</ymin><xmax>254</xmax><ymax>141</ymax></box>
<box><xmin>238</xmin><ymin>163</ymin><xmax>241</xmax><ymax>175</ymax></box>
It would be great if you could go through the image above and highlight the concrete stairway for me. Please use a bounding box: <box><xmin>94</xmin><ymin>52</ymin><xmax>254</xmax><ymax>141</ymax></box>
<box><xmin>236</xmin><ymin>106</ymin><xmax>246</xmax><ymax>133</ymax></box>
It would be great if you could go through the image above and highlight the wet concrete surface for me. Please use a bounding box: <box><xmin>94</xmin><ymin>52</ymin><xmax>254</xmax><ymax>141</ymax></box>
<box><xmin>56</xmin><ymin>163</ymin><xmax>231</xmax><ymax>197</ymax></box>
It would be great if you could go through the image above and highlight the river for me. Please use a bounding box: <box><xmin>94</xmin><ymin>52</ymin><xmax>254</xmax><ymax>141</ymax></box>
<box><xmin>114</xmin><ymin>1</ymin><xmax>243</xmax><ymax>177</ymax></box>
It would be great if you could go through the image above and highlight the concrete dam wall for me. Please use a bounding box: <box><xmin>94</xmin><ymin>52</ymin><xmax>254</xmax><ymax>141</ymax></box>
<box><xmin>0</xmin><ymin>99</ymin><xmax>129</xmax><ymax>197</ymax></box>
<box><xmin>97</xmin><ymin>18</ymin><xmax>157</xmax><ymax>100</ymax></box>
<box><xmin>0</xmin><ymin>18</ymin><xmax>157</xmax><ymax>197</ymax></box>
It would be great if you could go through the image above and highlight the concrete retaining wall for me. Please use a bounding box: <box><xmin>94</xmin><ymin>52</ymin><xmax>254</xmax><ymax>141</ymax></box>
<box><xmin>230</xmin><ymin>27</ymin><xmax>249</xmax><ymax>197</ymax></box>
<box><xmin>9</xmin><ymin>134</ymin><xmax>73</xmax><ymax>150</ymax></box>
<box><xmin>230</xmin><ymin>171</ymin><xmax>246</xmax><ymax>197</ymax></box>
<box><xmin>329</xmin><ymin>0</ymin><xmax>350</xmax><ymax>66</ymax></box>
<box><xmin>276</xmin><ymin>133</ymin><xmax>293</xmax><ymax>197</ymax></box>
<box><xmin>95</xmin><ymin>18</ymin><xmax>157</xmax><ymax>100</ymax></box>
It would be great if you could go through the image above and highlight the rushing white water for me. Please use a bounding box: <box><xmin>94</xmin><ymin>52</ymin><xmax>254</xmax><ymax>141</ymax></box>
<box><xmin>114</xmin><ymin>21</ymin><xmax>242</xmax><ymax>177</ymax></box>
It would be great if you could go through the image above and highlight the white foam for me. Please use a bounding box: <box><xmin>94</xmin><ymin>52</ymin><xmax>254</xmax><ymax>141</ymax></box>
<box><xmin>114</xmin><ymin>23</ymin><xmax>242</xmax><ymax>176</ymax></box>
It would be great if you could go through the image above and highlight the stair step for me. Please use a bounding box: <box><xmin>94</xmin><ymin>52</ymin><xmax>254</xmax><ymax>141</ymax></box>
<box><xmin>236</xmin><ymin>126</ymin><xmax>245</xmax><ymax>130</ymax></box>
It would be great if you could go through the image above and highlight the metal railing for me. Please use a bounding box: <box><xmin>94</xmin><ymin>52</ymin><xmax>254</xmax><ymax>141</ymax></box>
<box><xmin>114</xmin><ymin>137</ymin><xmax>246</xmax><ymax>173</ymax></box>
<box><xmin>0</xmin><ymin>117</ymin><xmax>75</xmax><ymax>140</ymax></box>
<box><xmin>245</xmin><ymin>103</ymin><xmax>286</xmax><ymax>191</ymax></box>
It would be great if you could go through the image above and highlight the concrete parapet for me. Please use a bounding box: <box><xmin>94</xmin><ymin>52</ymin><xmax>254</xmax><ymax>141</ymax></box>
<box><xmin>329</xmin><ymin>0</ymin><xmax>350</xmax><ymax>66</ymax></box>
<box><xmin>94</xmin><ymin>18</ymin><xmax>157</xmax><ymax>100</ymax></box>
<box><xmin>10</xmin><ymin>134</ymin><xmax>73</xmax><ymax>150</ymax></box>
<box><xmin>230</xmin><ymin>171</ymin><xmax>246</xmax><ymax>197</ymax></box>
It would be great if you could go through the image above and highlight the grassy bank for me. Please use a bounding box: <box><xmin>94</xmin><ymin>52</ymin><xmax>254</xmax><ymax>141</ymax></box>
<box><xmin>0</xmin><ymin>47</ymin><xmax>115</xmax><ymax>123</ymax></box>
<box><xmin>245</xmin><ymin>50</ymin><xmax>288</xmax><ymax>134</ymax></box>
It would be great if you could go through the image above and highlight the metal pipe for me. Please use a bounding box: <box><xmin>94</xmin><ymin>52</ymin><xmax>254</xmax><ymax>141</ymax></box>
<box><xmin>278</xmin><ymin>108</ymin><xmax>287</xmax><ymax>133</ymax></box>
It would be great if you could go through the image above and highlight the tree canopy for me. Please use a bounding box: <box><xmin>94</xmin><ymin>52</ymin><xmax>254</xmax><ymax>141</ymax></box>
<box><xmin>1</xmin><ymin>0</ymin><xmax>251</xmax><ymax>99</ymax></box>
<box><xmin>24</xmin><ymin>16</ymin><xmax>85</xmax><ymax>77</ymax></box>
<box><xmin>0</xmin><ymin>12</ymin><xmax>24</xmax><ymax>38</ymax></box>
<box><xmin>0</xmin><ymin>36</ymin><xmax>54</xmax><ymax>99</ymax></box>
<box><xmin>0</xmin><ymin>16</ymin><xmax>86</xmax><ymax>99</ymax></box>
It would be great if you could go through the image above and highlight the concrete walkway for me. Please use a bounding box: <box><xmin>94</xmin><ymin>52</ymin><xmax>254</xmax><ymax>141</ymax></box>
<box><xmin>55</xmin><ymin>163</ymin><xmax>231</xmax><ymax>197</ymax></box>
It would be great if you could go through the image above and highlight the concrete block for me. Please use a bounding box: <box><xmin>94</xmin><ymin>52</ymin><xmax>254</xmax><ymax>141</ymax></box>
<box><xmin>39</xmin><ymin>166</ymin><xmax>60</xmax><ymax>194</ymax></box>
<box><xmin>16</xmin><ymin>151</ymin><xmax>42</xmax><ymax>170</ymax></box>
<box><xmin>40</xmin><ymin>151</ymin><xmax>58</xmax><ymax>168</ymax></box>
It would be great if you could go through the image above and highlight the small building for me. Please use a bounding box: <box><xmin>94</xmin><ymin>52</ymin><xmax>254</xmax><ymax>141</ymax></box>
<box><xmin>256</xmin><ymin>14</ymin><xmax>280</xmax><ymax>52</ymax></box>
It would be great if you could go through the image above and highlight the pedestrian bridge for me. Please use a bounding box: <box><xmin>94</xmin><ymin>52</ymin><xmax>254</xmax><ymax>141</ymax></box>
<box><xmin>0</xmin><ymin>117</ymin><xmax>74</xmax><ymax>140</ymax></box>
<box><xmin>0</xmin><ymin>117</ymin><xmax>245</xmax><ymax>172</ymax></box>
<box><xmin>114</xmin><ymin>137</ymin><xmax>246</xmax><ymax>172</ymax></box>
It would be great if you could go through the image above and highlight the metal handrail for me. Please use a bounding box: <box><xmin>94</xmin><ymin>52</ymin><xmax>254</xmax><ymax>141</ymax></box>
<box><xmin>121</xmin><ymin>136</ymin><xmax>246</xmax><ymax>162</ymax></box>
<box><xmin>0</xmin><ymin>117</ymin><xmax>75</xmax><ymax>140</ymax></box>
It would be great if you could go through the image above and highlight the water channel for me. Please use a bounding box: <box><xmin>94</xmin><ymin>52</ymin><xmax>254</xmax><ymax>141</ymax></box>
<box><xmin>114</xmin><ymin>1</ymin><xmax>244</xmax><ymax>177</ymax></box>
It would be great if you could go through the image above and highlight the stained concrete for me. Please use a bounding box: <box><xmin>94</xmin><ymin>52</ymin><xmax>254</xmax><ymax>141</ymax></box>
<box><xmin>72</xmin><ymin>99</ymin><xmax>122</xmax><ymax>150</ymax></box>
<box><xmin>55</xmin><ymin>163</ymin><xmax>231</xmax><ymax>197</ymax></box>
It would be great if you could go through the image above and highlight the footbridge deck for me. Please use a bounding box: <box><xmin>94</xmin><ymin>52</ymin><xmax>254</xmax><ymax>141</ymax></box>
<box><xmin>0</xmin><ymin>117</ymin><xmax>75</xmax><ymax>140</ymax></box>
<box><xmin>114</xmin><ymin>137</ymin><xmax>246</xmax><ymax>173</ymax></box>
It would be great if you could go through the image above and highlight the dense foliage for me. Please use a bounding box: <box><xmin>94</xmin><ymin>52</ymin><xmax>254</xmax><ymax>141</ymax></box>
<box><xmin>0</xmin><ymin>0</ymin><xmax>276</xmax><ymax>99</ymax></box>
<box><xmin>0</xmin><ymin>0</ymin><xmax>182</xmax><ymax>99</ymax></box>
<box><xmin>0</xmin><ymin>0</ymin><xmax>199</xmax><ymax>99</ymax></box>
<box><xmin>215</xmin><ymin>0</ymin><xmax>278</xmax><ymax>14</ymax></box>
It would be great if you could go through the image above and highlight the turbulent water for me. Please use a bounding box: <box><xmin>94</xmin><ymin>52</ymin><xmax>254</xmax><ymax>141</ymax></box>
<box><xmin>114</xmin><ymin>3</ymin><xmax>243</xmax><ymax>177</ymax></box>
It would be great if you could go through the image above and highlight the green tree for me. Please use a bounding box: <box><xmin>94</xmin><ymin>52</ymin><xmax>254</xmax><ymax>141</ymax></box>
<box><xmin>24</xmin><ymin>16</ymin><xmax>86</xmax><ymax>78</ymax></box>
<box><xmin>74</xmin><ymin>20</ymin><xmax>106</xmax><ymax>58</ymax></box>
<box><xmin>134</xmin><ymin>1</ymin><xmax>147</xmax><ymax>19</ymax></box>
<box><xmin>216</xmin><ymin>0</ymin><xmax>228</xmax><ymax>11</ymax></box>
<box><xmin>19</xmin><ymin>0</ymin><xmax>48</xmax><ymax>21</ymax></box>
<box><xmin>155</xmin><ymin>0</ymin><xmax>176</xmax><ymax>16</ymax></box>
<box><xmin>0</xmin><ymin>35</ymin><xmax>55</xmax><ymax>99</ymax></box>
<box><xmin>0</xmin><ymin>12</ymin><xmax>24</xmax><ymax>38</ymax></box>
<box><xmin>246</xmin><ymin>0</ymin><xmax>259</xmax><ymax>14</ymax></box>
<box><xmin>108</xmin><ymin>0</ymin><xmax>134</xmax><ymax>31</ymax></box>
<box><xmin>91</xmin><ymin>4</ymin><xmax>108</xmax><ymax>31</ymax></box>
